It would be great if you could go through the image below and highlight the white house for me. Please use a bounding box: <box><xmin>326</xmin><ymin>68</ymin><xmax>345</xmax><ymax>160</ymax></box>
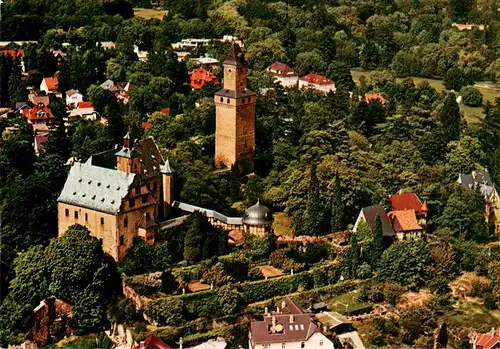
<box><xmin>298</xmin><ymin>73</ymin><xmax>336</xmax><ymax>93</ymax></box>
<box><xmin>40</xmin><ymin>77</ymin><xmax>61</xmax><ymax>98</ymax></box>
<box><xmin>267</xmin><ymin>62</ymin><xmax>299</xmax><ymax>88</ymax></box>
<box><xmin>65</xmin><ymin>89</ymin><xmax>83</xmax><ymax>107</ymax></box>
<box><xmin>249</xmin><ymin>298</ymin><xmax>334</xmax><ymax>349</ymax></box>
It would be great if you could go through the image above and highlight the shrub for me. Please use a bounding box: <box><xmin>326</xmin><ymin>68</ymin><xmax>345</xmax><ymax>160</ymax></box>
<box><xmin>484</xmin><ymin>293</ymin><xmax>498</xmax><ymax>310</ymax></box>
<box><xmin>460</xmin><ymin>86</ymin><xmax>483</xmax><ymax>107</ymax></box>
<box><xmin>202</xmin><ymin>264</ymin><xmax>230</xmax><ymax>287</ymax></box>
<box><xmin>144</xmin><ymin>298</ymin><xmax>184</xmax><ymax>326</ymax></box>
<box><xmin>269</xmin><ymin>249</ymin><xmax>288</xmax><ymax>269</ymax></box>
<box><xmin>444</xmin><ymin>67</ymin><xmax>474</xmax><ymax>91</ymax></box>
<box><xmin>357</xmin><ymin>263</ymin><xmax>372</xmax><ymax>279</ymax></box>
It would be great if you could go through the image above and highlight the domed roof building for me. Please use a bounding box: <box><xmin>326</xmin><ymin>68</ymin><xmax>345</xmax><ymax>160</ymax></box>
<box><xmin>242</xmin><ymin>200</ymin><xmax>274</xmax><ymax>236</ymax></box>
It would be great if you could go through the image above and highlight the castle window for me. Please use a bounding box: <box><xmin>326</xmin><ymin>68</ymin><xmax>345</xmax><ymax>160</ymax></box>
<box><xmin>129</xmin><ymin>199</ymin><xmax>135</xmax><ymax>208</ymax></box>
<box><xmin>319</xmin><ymin>340</ymin><xmax>323</xmax><ymax>346</ymax></box>
<box><xmin>244</xmin><ymin>140</ymin><xmax>247</xmax><ymax>148</ymax></box>
<box><xmin>85</xmin><ymin>213</ymin><xmax>88</xmax><ymax>221</ymax></box>
<box><xmin>65</xmin><ymin>208</ymin><xmax>69</xmax><ymax>217</ymax></box>
<box><xmin>301</xmin><ymin>343</ymin><xmax>305</xmax><ymax>348</ymax></box>
<box><xmin>119</xmin><ymin>236</ymin><xmax>125</xmax><ymax>245</ymax></box>
<box><xmin>142</xmin><ymin>196</ymin><xmax>148</xmax><ymax>204</ymax></box>
<box><xmin>248</xmin><ymin>97</ymin><xmax>251</xmax><ymax>102</ymax></box>
<box><xmin>135</xmin><ymin>187</ymin><xmax>140</xmax><ymax>194</ymax></box>
<box><xmin>100</xmin><ymin>217</ymin><xmax>104</xmax><ymax>225</ymax></box>
<box><xmin>228</xmin><ymin>69</ymin><xmax>232</xmax><ymax>72</ymax></box>
<box><xmin>220</xmin><ymin>97</ymin><xmax>223</xmax><ymax>102</ymax></box>
<box><xmin>133</xmin><ymin>164</ymin><xmax>138</xmax><ymax>170</ymax></box>
<box><xmin>153</xmin><ymin>182</ymin><xmax>157</xmax><ymax>192</ymax></box>
<box><xmin>226</xmin><ymin>98</ymin><xmax>229</xmax><ymax>103</ymax></box>
<box><xmin>240</xmin><ymin>81</ymin><xmax>243</xmax><ymax>86</ymax></box>
<box><xmin>146</xmin><ymin>212</ymin><xmax>150</xmax><ymax>219</ymax></box>
<box><xmin>124</xmin><ymin>218</ymin><xmax>128</xmax><ymax>227</ymax></box>
<box><xmin>74</xmin><ymin>211</ymin><xmax>78</xmax><ymax>219</ymax></box>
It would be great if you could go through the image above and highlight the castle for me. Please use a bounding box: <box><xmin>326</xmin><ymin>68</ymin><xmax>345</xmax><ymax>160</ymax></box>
<box><xmin>57</xmin><ymin>44</ymin><xmax>269</xmax><ymax>261</ymax></box>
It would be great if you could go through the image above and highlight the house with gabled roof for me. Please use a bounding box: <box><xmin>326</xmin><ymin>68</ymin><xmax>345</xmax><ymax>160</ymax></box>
<box><xmin>299</xmin><ymin>73</ymin><xmax>336</xmax><ymax>93</ymax></box>
<box><xmin>249</xmin><ymin>297</ymin><xmax>334</xmax><ymax>349</ymax></box>
<box><xmin>267</xmin><ymin>62</ymin><xmax>299</xmax><ymax>88</ymax></box>
<box><xmin>57</xmin><ymin>134</ymin><xmax>175</xmax><ymax>260</ymax></box>
<box><xmin>458</xmin><ymin>170</ymin><xmax>500</xmax><ymax>233</ymax></box>
<box><xmin>65</xmin><ymin>89</ymin><xmax>83</xmax><ymax>107</ymax></box>
<box><xmin>353</xmin><ymin>204</ymin><xmax>395</xmax><ymax>237</ymax></box>
<box><xmin>40</xmin><ymin>77</ymin><xmax>62</xmax><ymax>98</ymax></box>
<box><xmin>22</xmin><ymin>102</ymin><xmax>54</xmax><ymax>129</ymax></box>
<box><xmin>472</xmin><ymin>328</ymin><xmax>500</xmax><ymax>349</ymax></box>
<box><xmin>189</xmin><ymin>67</ymin><xmax>220</xmax><ymax>90</ymax></box>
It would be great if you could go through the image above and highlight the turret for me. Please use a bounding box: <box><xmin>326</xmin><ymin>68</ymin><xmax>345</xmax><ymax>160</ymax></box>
<box><xmin>161</xmin><ymin>158</ymin><xmax>175</xmax><ymax>218</ymax></box>
<box><xmin>115</xmin><ymin>132</ymin><xmax>141</xmax><ymax>173</ymax></box>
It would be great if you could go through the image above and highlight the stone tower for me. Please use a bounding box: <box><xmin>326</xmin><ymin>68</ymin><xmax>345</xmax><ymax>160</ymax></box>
<box><xmin>214</xmin><ymin>43</ymin><xmax>256</xmax><ymax>172</ymax></box>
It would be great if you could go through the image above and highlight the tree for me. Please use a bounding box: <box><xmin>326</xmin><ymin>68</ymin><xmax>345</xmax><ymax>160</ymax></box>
<box><xmin>8</xmin><ymin>60</ymin><xmax>26</xmax><ymax>104</ymax></box>
<box><xmin>444</xmin><ymin>67</ymin><xmax>474</xmax><ymax>91</ymax></box>
<box><xmin>330</xmin><ymin>173</ymin><xmax>344</xmax><ymax>232</ymax></box>
<box><xmin>439</xmin><ymin>93</ymin><xmax>461</xmax><ymax>143</ymax></box>
<box><xmin>144</xmin><ymin>298</ymin><xmax>184</xmax><ymax>326</ymax></box>
<box><xmin>217</xmin><ymin>285</ymin><xmax>243</xmax><ymax>315</ymax></box>
<box><xmin>435</xmin><ymin>187</ymin><xmax>487</xmax><ymax>241</ymax></box>
<box><xmin>460</xmin><ymin>86</ymin><xmax>483</xmax><ymax>107</ymax></box>
<box><xmin>342</xmin><ymin>235</ymin><xmax>360</xmax><ymax>279</ymax></box>
<box><xmin>305</xmin><ymin>164</ymin><xmax>329</xmax><ymax>235</ymax></box>
<box><xmin>378</xmin><ymin>239</ymin><xmax>430</xmax><ymax>289</ymax></box>
<box><xmin>451</xmin><ymin>0</ymin><xmax>474</xmax><ymax>21</ymax></box>
<box><xmin>369</xmin><ymin>215</ymin><xmax>384</xmax><ymax>268</ymax></box>
<box><xmin>183</xmin><ymin>211</ymin><xmax>226</xmax><ymax>264</ymax></box>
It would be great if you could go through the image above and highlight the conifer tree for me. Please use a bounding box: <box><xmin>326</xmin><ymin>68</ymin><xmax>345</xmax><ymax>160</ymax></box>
<box><xmin>370</xmin><ymin>215</ymin><xmax>384</xmax><ymax>268</ymax></box>
<box><xmin>8</xmin><ymin>60</ymin><xmax>25</xmax><ymax>105</ymax></box>
<box><xmin>330</xmin><ymin>173</ymin><xmax>344</xmax><ymax>232</ymax></box>
<box><xmin>440</xmin><ymin>93</ymin><xmax>461</xmax><ymax>143</ymax></box>
<box><xmin>306</xmin><ymin>163</ymin><xmax>327</xmax><ymax>235</ymax></box>
<box><xmin>343</xmin><ymin>234</ymin><xmax>360</xmax><ymax>279</ymax></box>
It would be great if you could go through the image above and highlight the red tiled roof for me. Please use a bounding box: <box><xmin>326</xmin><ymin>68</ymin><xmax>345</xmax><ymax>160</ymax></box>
<box><xmin>387</xmin><ymin>210</ymin><xmax>423</xmax><ymax>232</ymax></box>
<box><xmin>268</xmin><ymin>62</ymin><xmax>298</xmax><ymax>76</ymax></box>
<box><xmin>475</xmin><ymin>332</ymin><xmax>500</xmax><ymax>349</ymax></box>
<box><xmin>142</xmin><ymin>121</ymin><xmax>152</xmax><ymax>130</ymax></box>
<box><xmin>300</xmin><ymin>73</ymin><xmax>333</xmax><ymax>85</ymax></box>
<box><xmin>0</xmin><ymin>50</ymin><xmax>24</xmax><ymax>58</ymax></box>
<box><xmin>362</xmin><ymin>93</ymin><xmax>386</xmax><ymax>104</ymax></box>
<box><xmin>77</xmin><ymin>101</ymin><xmax>93</xmax><ymax>108</ymax></box>
<box><xmin>189</xmin><ymin>67</ymin><xmax>220</xmax><ymax>90</ymax></box>
<box><xmin>134</xmin><ymin>335</ymin><xmax>171</xmax><ymax>349</ymax></box>
<box><xmin>389</xmin><ymin>193</ymin><xmax>425</xmax><ymax>213</ymax></box>
<box><xmin>160</xmin><ymin>107</ymin><xmax>170</xmax><ymax>115</ymax></box>
<box><xmin>43</xmin><ymin>77</ymin><xmax>58</xmax><ymax>91</ymax></box>
<box><xmin>22</xmin><ymin>104</ymin><xmax>54</xmax><ymax>121</ymax></box>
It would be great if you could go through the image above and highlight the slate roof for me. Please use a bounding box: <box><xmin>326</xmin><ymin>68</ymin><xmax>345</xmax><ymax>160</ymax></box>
<box><xmin>224</xmin><ymin>43</ymin><xmax>247</xmax><ymax>67</ymax></box>
<box><xmin>250</xmin><ymin>314</ymin><xmax>319</xmax><ymax>344</ymax></box>
<box><xmin>134</xmin><ymin>137</ymin><xmax>165</xmax><ymax>179</ymax></box>
<box><xmin>458</xmin><ymin>171</ymin><xmax>496</xmax><ymax>200</ymax></box>
<box><xmin>172</xmin><ymin>201</ymin><xmax>243</xmax><ymax>225</ymax></box>
<box><xmin>359</xmin><ymin>204</ymin><xmax>395</xmax><ymax>236</ymax></box>
<box><xmin>58</xmin><ymin>162</ymin><xmax>136</xmax><ymax>214</ymax></box>
<box><xmin>86</xmin><ymin>148</ymin><xmax>118</xmax><ymax>169</ymax></box>
<box><xmin>387</xmin><ymin>210</ymin><xmax>423</xmax><ymax>232</ymax></box>
<box><xmin>215</xmin><ymin>88</ymin><xmax>255</xmax><ymax>99</ymax></box>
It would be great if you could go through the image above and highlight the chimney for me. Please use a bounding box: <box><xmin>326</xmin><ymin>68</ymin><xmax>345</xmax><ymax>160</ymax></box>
<box><xmin>264</xmin><ymin>307</ymin><xmax>268</xmax><ymax>316</ymax></box>
<box><xmin>492</xmin><ymin>328</ymin><xmax>495</xmax><ymax>337</ymax></box>
<box><xmin>281</xmin><ymin>300</ymin><xmax>286</xmax><ymax>310</ymax></box>
<box><xmin>289</xmin><ymin>315</ymin><xmax>294</xmax><ymax>323</ymax></box>
<box><xmin>179</xmin><ymin>337</ymin><xmax>183</xmax><ymax>349</ymax></box>
<box><xmin>272</xmin><ymin>316</ymin><xmax>276</xmax><ymax>327</ymax></box>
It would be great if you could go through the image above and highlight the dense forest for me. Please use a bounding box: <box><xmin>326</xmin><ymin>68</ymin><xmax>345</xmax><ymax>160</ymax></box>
<box><xmin>1</xmin><ymin>0</ymin><xmax>500</xmax><ymax>347</ymax></box>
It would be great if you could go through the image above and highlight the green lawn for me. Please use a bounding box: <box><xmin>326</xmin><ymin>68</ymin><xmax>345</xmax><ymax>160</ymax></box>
<box><xmin>273</xmin><ymin>212</ymin><xmax>292</xmax><ymax>236</ymax></box>
<box><xmin>328</xmin><ymin>291</ymin><xmax>373</xmax><ymax>316</ymax></box>
<box><xmin>444</xmin><ymin>301</ymin><xmax>500</xmax><ymax>328</ymax></box>
<box><xmin>351</xmin><ymin>70</ymin><xmax>500</xmax><ymax>122</ymax></box>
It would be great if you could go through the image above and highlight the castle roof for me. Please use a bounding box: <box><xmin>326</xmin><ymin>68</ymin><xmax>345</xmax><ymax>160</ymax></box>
<box><xmin>359</xmin><ymin>204</ymin><xmax>395</xmax><ymax>236</ymax></box>
<box><xmin>58</xmin><ymin>162</ymin><xmax>136</xmax><ymax>214</ymax></box>
<box><xmin>389</xmin><ymin>193</ymin><xmax>426</xmax><ymax>214</ymax></box>
<box><xmin>242</xmin><ymin>201</ymin><xmax>273</xmax><ymax>226</ymax></box>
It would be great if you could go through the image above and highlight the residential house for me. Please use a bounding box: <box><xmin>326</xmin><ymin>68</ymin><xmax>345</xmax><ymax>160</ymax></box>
<box><xmin>452</xmin><ymin>23</ymin><xmax>486</xmax><ymax>31</ymax></box>
<box><xmin>34</xmin><ymin>131</ymin><xmax>50</xmax><ymax>156</ymax></box>
<box><xmin>353</xmin><ymin>193</ymin><xmax>427</xmax><ymax>240</ymax></box>
<box><xmin>52</xmin><ymin>50</ymin><xmax>67</xmax><ymax>66</ymax></box>
<box><xmin>171</xmin><ymin>36</ymin><xmax>242</xmax><ymax>51</ymax></box>
<box><xmin>0</xmin><ymin>49</ymin><xmax>25</xmax><ymax>71</ymax></box>
<box><xmin>189</xmin><ymin>67</ymin><xmax>220</xmax><ymax>90</ymax></box>
<box><xmin>190</xmin><ymin>56</ymin><xmax>219</xmax><ymax>72</ymax></box>
<box><xmin>40</xmin><ymin>77</ymin><xmax>61</xmax><ymax>98</ymax></box>
<box><xmin>249</xmin><ymin>297</ymin><xmax>334</xmax><ymax>349</ymax></box>
<box><xmin>299</xmin><ymin>73</ymin><xmax>336</xmax><ymax>93</ymax></box>
<box><xmin>458</xmin><ymin>170</ymin><xmax>500</xmax><ymax>233</ymax></box>
<box><xmin>472</xmin><ymin>328</ymin><xmax>500</xmax><ymax>349</ymax></box>
<box><xmin>389</xmin><ymin>193</ymin><xmax>428</xmax><ymax>226</ymax></box>
<box><xmin>69</xmin><ymin>102</ymin><xmax>97</xmax><ymax>120</ymax></box>
<box><xmin>134</xmin><ymin>335</ymin><xmax>172</xmax><ymax>349</ymax></box>
<box><xmin>186</xmin><ymin>338</ymin><xmax>227</xmax><ymax>349</ymax></box>
<box><xmin>352</xmin><ymin>204</ymin><xmax>395</xmax><ymax>237</ymax></box>
<box><xmin>133</xmin><ymin>45</ymin><xmax>148</xmax><ymax>62</ymax></box>
<box><xmin>28</xmin><ymin>92</ymin><xmax>50</xmax><ymax>106</ymax></box>
<box><xmin>267</xmin><ymin>62</ymin><xmax>299</xmax><ymax>88</ymax></box>
<box><xmin>98</xmin><ymin>41</ymin><xmax>116</xmax><ymax>50</ymax></box>
<box><xmin>66</xmin><ymin>89</ymin><xmax>83</xmax><ymax>107</ymax></box>
<box><xmin>22</xmin><ymin>103</ymin><xmax>54</xmax><ymax>129</ymax></box>
<box><xmin>100</xmin><ymin>80</ymin><xmax>133</xmax><ymax>104</ymax></box>
<box><xmin>57</xmin><ymin>134</ymin><xmax>173</xmax><ymax>261</ymax></box>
